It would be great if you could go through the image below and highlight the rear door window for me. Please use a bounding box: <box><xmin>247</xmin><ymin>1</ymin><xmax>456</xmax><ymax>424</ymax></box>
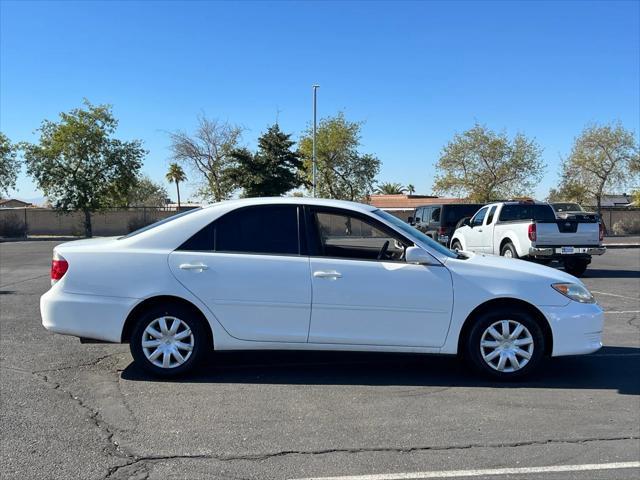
<box><xmin>179</xmin><ymin>205</ymin><xmax>300</xmax><ymax>255</ymax></box>
<box><xmin>485</xmin><ymin>206</ymin><xmax>497</xmax><ymax>225</ymax></box>
<box><xmin>431</xmin><ymin>207</ymin><xmax>441</xmax><ymax>223</ymax></box>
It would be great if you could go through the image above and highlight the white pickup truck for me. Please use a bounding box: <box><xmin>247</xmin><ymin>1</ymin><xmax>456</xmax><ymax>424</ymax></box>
<box><xmin>450</xmin><ymin>201</ymin><xmax>606</xmax><ymax>276</ymax></box>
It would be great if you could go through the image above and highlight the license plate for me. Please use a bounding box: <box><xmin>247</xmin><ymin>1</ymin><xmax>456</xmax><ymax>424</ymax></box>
<box><xmin>559</xmin><ymin>246</ymin><xmax>575</xmax><ymax>254</ymax></box>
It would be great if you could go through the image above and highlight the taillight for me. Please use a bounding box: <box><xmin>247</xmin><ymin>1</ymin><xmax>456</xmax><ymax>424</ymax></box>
<box><xmin>438</xmin><ymin>227</ymin><xmax>447</xmax><ymax>235</ymax></box>
<box><xmin>528</xmin><ymin>223</ymin><xmax>537</xmax><ymax>241</ymax></box>
<box><xmin>599</xmin><ymin>222</ymin><xmax>604</xmax><ymax>242</ymax></box>
<box><xmin>51</xmin><ymin>252</ymin><xmax>68</xmax><ymax>285</ymax></box>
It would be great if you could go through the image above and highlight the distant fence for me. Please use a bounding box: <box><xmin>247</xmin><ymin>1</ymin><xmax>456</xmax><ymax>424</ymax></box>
<box><xmin>0</xmin><ymin>207</ymin><xmax>187</xmax><ymax>238</ymax></box>
<box><xmin>1</xmin><ymin>205</ymin><xmax>639</xmax><ymax>239</ymax></box>
<box><xmin>599</xmin><ymin>207</ymin><xmax>640</xmax><ymax>235</ymax></box>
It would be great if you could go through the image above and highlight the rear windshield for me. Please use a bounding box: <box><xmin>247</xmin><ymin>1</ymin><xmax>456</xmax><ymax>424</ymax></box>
<box><xmin>498</xmin><ymin>204</ymin><xmax>556</xmax><ymax>222</ymax></box>
<box><xmin>119</xmin><ymin>208</ymin><xmax>201</xmax><ymax>239</ymax></box>
<box><xmin>442</xmin><ymin>204</ymin><xmax>483</xmax><ymax>226</ymax></box>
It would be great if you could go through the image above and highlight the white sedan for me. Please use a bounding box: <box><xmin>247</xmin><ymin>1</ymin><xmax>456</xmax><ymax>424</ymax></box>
<box><xmin>41</xmin><ymin>198</ymin><xmax>603</xmax><ymax>379</ymax></box>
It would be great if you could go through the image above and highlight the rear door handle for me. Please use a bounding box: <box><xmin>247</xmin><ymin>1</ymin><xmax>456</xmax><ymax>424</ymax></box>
<box><xmin>179</xmin><ymin>263</ymin><xmax>209</xmax><ymax>271</ymax></box>
<box><xmin>313</xmin><ymin>270</ymin><xmax>342</xmax><ymax>279</ymax></box>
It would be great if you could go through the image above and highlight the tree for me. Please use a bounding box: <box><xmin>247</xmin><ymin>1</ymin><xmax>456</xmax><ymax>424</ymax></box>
<box><xmin>375</xmin><ymin>182</ymin><xmax>406</xmax><ymax>194</ymax></box>
<box><xmin>168</xmin><ymin>115</ymin><xmax>243</xmax><ymax>202</ymax></box>
<box><xmin>0</xmin><ymin>132</ymin><xmax>20</xmax><ymax>195</ymax></box>
<box><xmin>123</xmin><ymin>176</ymin><xmax>168</xmax><ymax>207</ymax></box>
<box><xmin>553</xmin><ymin>123</ymin><xmax>639</xmax><ymax>214</ymax></box>
<box><xmin>166</xmin><ymin>162</ymin><xmax>187</xmax><ymax>208</ymax></box>
<box><xmin>433</xmin><ymin>123</ymin><xmax>545</xmax><ymax>202</ymax></box>
<box><xmin>22</xmin><ymin>101</ymin><xmax>145</xmax><ymax>237</ymax></box>
<box><xmin>299</xmin><ymin>113</ymin><xmax>380</xmax><ymax>201</ymax></box>
<box><xmin>229</xmin><ymin>124</ymin><xmax>303</xmax><ymax>197</ymax></box>
<box><xmin>406</xmin><ymin>184</ymin><xmax>416</xmax><ymax>195</ymax></box>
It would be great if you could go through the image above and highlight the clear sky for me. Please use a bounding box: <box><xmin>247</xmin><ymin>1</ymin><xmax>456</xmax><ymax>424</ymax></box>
<box><xmin>1</xmin><ymin>0</ymin><xmax>639</xmax><ymax>203</ymax></box>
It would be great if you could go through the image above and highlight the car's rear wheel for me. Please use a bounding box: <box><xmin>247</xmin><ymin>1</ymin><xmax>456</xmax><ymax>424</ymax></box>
<box><xmin>130</xmin><ymin>304</ymin><xmax>208</xmax><ymax>377</ymax></box>
<box><xmin>465</xmin><ymin>309</ymin><xmax>545</xmax><ymax>380</ymax></box>
<box><xmin>500</xmin><ymin>242</ymin><xmax>518</xmax><ymax>259</ymax></box>
<box><xmin>564</xmin><ymin>258</ymin><xmax>589</xmax><ymax>277</ymax></box>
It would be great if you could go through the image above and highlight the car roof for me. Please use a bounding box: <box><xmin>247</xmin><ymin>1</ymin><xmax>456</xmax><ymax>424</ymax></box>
<box><xmin>203</xmin><ymin>196</ymin><xmax>378</xmax><ymax>213</ymax></box>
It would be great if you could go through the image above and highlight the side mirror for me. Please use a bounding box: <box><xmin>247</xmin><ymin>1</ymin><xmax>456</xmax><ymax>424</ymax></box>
<box><xmin>405</xmin><ymin>246</ymin><xmax>438</xmax><ymax>265</ymax></box>
<box><xmin>407</xmin><ymin>216</ymin><xmax>414</xmax><ymax>224</ymax></box>
<box><xmin>415</xmin><ymin>217</ymin><xmax>421</xmax><ymax>223</ymax></box>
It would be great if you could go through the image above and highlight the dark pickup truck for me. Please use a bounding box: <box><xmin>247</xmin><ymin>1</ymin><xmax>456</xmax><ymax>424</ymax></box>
<box><xmin>409</xmin><ymin>203</ymin><xmax>484</xmax><ymax>247</ymax></box>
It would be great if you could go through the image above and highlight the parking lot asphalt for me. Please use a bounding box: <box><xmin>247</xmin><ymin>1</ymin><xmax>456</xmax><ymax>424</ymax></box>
<box><xmin>0</xmin><ymin>241</ymin><xmax>638</xmax><ymax>480</ymax></box>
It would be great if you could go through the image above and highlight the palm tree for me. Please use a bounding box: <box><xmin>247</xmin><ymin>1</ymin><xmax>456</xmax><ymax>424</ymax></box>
<box><xmin>406</xmin><ymin>184</ymin><xmax>416</xmax><ymax>195</ymax></box>
<box><xmin>165</xmin><ymin>163</ymin><xmax>187</xmax><ymax>209</ymax></box>
<box><xmin>375</xmin><ymin>182</ymin><xmax>407</xmax><ymax>195</ymax></box>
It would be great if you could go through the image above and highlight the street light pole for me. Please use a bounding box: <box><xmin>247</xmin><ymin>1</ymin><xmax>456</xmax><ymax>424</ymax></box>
<box><xmin>312</xmin><ymin>84</ymin><xmax>319</xmax><ymax>197</ymax></box>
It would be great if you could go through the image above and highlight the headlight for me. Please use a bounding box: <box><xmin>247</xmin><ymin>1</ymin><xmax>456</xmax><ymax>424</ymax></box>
<box><xmin>552</xmin><ymin>283</ymin><xmax>595</xmax><ymax>303</ymax></box>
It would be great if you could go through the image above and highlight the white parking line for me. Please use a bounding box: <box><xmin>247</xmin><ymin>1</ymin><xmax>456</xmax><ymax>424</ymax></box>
<box><xmin>592</xmin><ymin>291</ymin><xmax>639</xmax><ymax>301</ymax></box>
<box><xmin>292</xmin><ymin>461</ymin><xmax>640</xmax><ymax>480</ymax></box>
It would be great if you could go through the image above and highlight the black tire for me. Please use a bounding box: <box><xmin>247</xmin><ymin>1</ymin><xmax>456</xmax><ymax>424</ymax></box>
<box><xmin>465</xmin><ymin>308</ymin><xmax>545</xmax><ymax>380</ymax></box>
<box><xmin>500</xmin><ymin>242</ymin><xmax>519</xmax><ymax>259</ymax></box>
<box><xmin>129</xmin><ymin>303</ymin><xmax>209</xmax><ymax>377</ymax></box>
<box><xmin>451</xmin><ymin>240</ymin><xmax>462</xmax><ymax>251</ymax></box>
<box><xmin>564</xmin><ymin>258</ymin><xmax>589</xmax><ymax>277</ymax></box>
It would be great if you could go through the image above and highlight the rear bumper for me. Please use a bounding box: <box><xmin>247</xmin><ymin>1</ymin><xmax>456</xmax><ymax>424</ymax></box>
<box><xmin>540</xmin><ymin>302</ymin><xmax>604</xmax><ymax>356</ymax></box>
<box><xmin>41</xmin><ymin>288</ymin><xmax>136</xmax><ymax>343</ymax></box>
<box><xmin>529</xmin><ymin>246</ymin><xmax>606</xmax><ymax>258</ymax></box>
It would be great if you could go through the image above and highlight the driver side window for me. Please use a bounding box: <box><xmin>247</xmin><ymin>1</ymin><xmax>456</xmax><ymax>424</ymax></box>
<box><xmin>313</xmin><ymin>211</ymin><xmax>407</xmax><ymax>261</ymax></box>
<box><xmin>471</xmin><ymin>207</ymin><xmax>488</xmax><ymax>227</ymax></box>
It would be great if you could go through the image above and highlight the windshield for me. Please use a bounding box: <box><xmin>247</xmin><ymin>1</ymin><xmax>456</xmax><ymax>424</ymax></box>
<box><xmin>552</xmin><ymin>203</ymin><xmax>583</xmax><ymax>212</ymax></box>
<box><xmin>119</xmin><ymin>208</ymin><xmax>202</xmax><ymax>239</ymax></box>
<box><xmin>373</xmin><ymin>209</ymin><xmax>458</xmax><ymax>258</ymax></box>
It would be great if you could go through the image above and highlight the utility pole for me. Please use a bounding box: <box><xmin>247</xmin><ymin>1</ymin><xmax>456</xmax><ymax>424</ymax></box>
<box><xmin>312</xmin><ymin>84</ymin><xmax>319</xmax><ymax>197</ymax></box>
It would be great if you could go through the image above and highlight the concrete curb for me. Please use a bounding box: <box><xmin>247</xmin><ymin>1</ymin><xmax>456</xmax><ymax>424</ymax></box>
<box><xmin>0</xmin><ymin>236</ymin><xmax>84</xmax><ymax>243</ymax></box>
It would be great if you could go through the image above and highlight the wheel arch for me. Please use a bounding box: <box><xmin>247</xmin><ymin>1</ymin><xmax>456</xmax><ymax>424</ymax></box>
<box><xmin>456</xmin><ymin>297</ymin><xmax>553</xmax><ymax>356</ymax></box>
<box><xmin>121</xmin><ymin>295</ymin><xmax>214</xmax><ymax>347</ymax></box>
<box><xmin>450</xmin><ymin>235</ymin><xmax>465</xmax><ymax>250</ymax></box>
<box><xmin>499</xmin><ymin>236</ymin><xmax>513</xmax><ymax>253</ymax></box>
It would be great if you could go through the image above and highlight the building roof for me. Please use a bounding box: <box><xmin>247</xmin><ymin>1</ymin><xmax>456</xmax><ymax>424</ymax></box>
<box><xmin>584</xmin><ymin>194</ymin><xmax>634</xmax><ymax>207</ymax></box>
<box><xmin>0</xmin><ymin>198</ymin><xmax>33</xmax><ymax>208</ymax></box>
<box><xmin>367</xmin><ymin>194</ymin><xmax>464</xmax><ymax>210</ymax></box>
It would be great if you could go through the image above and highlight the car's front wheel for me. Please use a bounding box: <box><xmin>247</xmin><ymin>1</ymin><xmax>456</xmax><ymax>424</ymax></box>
<box><xmin>465</xmin><ymin>309</ymin><xmax>545</xmax><ymax>380</ymax></box>
<box><xmin>130</xmin><ymin>304</ymin><xmax>208</xmax><ymax>377</ymax></box>
<box><xmin>451</xmin><ymin>240</ymin><xmax>462</xmax><ymax>251</ymax></box>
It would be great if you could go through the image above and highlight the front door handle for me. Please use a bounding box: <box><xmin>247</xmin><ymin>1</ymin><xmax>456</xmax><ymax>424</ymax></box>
<box><xmin>313</xmin><ymin>270</ymin><xmax>342</xmax><ymax>279</ymax></box>
<box><xmin>179</xmin><ymin>263</ymin><xmax>209</xmax><ymax>271</ymax></box>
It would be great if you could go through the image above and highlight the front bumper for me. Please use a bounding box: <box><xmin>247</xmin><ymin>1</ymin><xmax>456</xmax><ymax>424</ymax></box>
<box><xmin>41</xmin><ymin>287</ymin><xmax>136</xmax><ymax>343</ymax></box>
<box><xmin>540</xmin><ymin>301</ymin><xmax>604</xmax><ymax>356</ymax></box>
<box><xmin>529</xmin><ymin>246</ymin><xmax>606</xmax><ymax>257</ymax></box>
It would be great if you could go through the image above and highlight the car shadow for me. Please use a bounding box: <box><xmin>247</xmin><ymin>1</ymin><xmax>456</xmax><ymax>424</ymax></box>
<box><xmin>120</xmin><ymin>346</ymin><xmax>640</xmax><ymax>395</ymax></box>
<box><xmin>580</xmin><ymin>268</ymin><xmax>640</xmax><ymax>279</ymax></box>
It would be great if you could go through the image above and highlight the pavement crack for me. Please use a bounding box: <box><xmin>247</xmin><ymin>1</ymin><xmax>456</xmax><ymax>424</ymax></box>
<box><xmin>33</xmin><ymin>370</ymin><xmax>138</xmax><ymax>478</ymax></box>
<box><xmin>32</xmin><ymin>352</ymin><xmax>120</xmax><ymax>374</ymax></box>
<box><xmin>101</xmin><ymin>435</ymin><xmax>639</xmax><ymax>478</ymax></box>
<box><xmin>0</xmin><ymin>273</ymin><xmax>49</xmax><ymax>288</ymax></box>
